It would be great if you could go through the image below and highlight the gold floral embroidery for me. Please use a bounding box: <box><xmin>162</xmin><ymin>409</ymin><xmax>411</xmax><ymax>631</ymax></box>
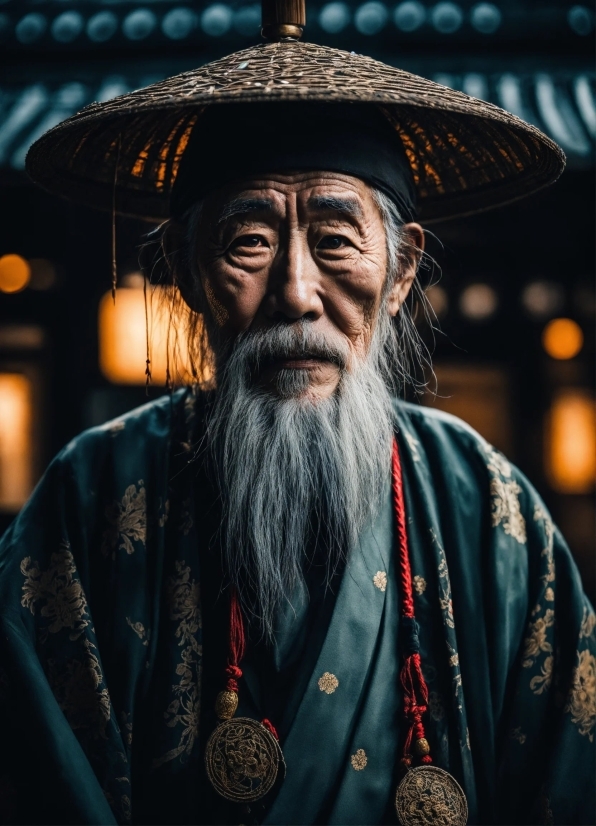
<box><xmin>126</xmin><ymin>617</ymin><xmax>149</xmax><ymax>646</ymax></box>
<box><xmin>350</xmin><ymin>749</ymin><xmax>367</xmax><ymax>770</ymax></box>
<box><xmin>580</xmin><ymin>608</ymin><xmax>596</xmax><ymax>640</ymax></box>
<box><xmin>487</xmin><ymin>448</ymin><xmax>512</xmax><ymax>479</ymax></box>
<box><xmin>430</xmin><ymin>530</ymin><xmax>462</xmax><ymax>707</ymax></box>
<box><xmin>413</xmin><ymin>575</ymin><xmax>426</xmax><ymax>595</ymax></box>
<box><xmin>153</xmin><ymin>561</ymin><xmax>202</xmax><ymax>768</ymax></box>
<box><xmin>510</xmin><ymin>726</ymin><xmax>526</xmax><ymax>744</ymax></box>
<box><xmin>486</xmin><ymin>446</ymin><xmax>527</xmax><ymax>544</ymax></box>
<box><xmin>530</xmin><ymin>655</ymin><xmax>554</xmax><ymax>695</ymax></box>
<box><xmin>102</xmin><ymin>482</ymin><xmax>146</xmax><ymax>558</ymax></box>
<box><xmin>522</xmin><ymin>609</ymin><xmax>555</xmax><ymax>668</ymax></box>
<box><xmin>545</xmin><ymin>588</ymin><xmax>555</xmax><ymax>602</ymax></box>
<box><xmin>404</xmin><ymin>431</ymin><xmax>421</xmax><ymax>462</ymax></box>
<box><xmin>318</xmin><ymin>672</ymin><xmax>339</xmax><ymax>694</ymax></box>
<box><xmin>373</xmin><ymin>571</ymin><xmax>387</xmax><ymax>592</ymax></box>
<box><xmin>437</xmin><ymin>557</ymin><xmax>455</xmax><ymax>629</ymax></box>
<box><xmin>21</xmin><ymin>543</ymin><xmax>90</xmax><ymax>642</ymax></box>
<box><xmin>47</xmin><ymin>639</ymin><xmax>111</xmax><ymax>739</ymax></box>
<box><xmin>534</xmin><ymin>506</ymin><xmax>555</xmax><ymax>586</ymax></box>
<box><xmin>564</xmin><ymin>649</ymin><xmax>596</xmax><ymax>741</ymax></box>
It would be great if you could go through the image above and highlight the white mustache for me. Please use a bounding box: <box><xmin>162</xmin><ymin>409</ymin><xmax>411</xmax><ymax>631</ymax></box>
<box><xmin>234</xmin><ymin>323</ymin><xmax>351</xmax><ymax>373</ymax></box>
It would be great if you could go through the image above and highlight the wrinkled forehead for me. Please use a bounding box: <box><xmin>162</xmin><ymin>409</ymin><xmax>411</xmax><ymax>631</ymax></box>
<box><xmin>201</xmin><ymin>171</ymin><xmax>377</xmax><ymax>224</ymax></box>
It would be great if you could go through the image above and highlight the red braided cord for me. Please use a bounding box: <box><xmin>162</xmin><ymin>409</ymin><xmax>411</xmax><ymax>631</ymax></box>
<box><xmin>392</xmin><ymin>438</ymin><xmax>432</xmax><ymax>765</ymax></box>
<box><xmin>261</xmin><ymin>718</ymin><xmax>280</xmax><ymax>740</ymax></box>
<box><xmin>225</xmin><ymin>590</ymin><xmax>280</xmax><ymax>740</ymax></box>
<box><xmin>226</xmin><ymin>588</ymin><xmax>246</xmax><ymax>692</ymax></box>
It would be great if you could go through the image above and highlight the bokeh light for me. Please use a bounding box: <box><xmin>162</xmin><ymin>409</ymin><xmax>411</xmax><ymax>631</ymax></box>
<box><xmin>354</xmin><ymin>2</ymin><xmax>388</xmax><ymax>35</ymax></box>
<box><xmin>201</xmin><ymin>5</ymin><xmax>233</xmax><ymax>36</ymax></box>
<box><xmin>99</xmin><ymin>274</ymin><xmax>197</xmax><ymax>385</ymax></box>
<box><xmin>470</xmin><ymin>2</ymin><xmax>502</xmax><ymax>34</ymax></box>
<box><xmin>0</xmin><ymin>374</ymin><xmax>33</xmax><ymax>511</ymax></box>
<box><xmin>162</xmin><ymin>8</ymin><xmax>197</xmax><ymax>40</ymax></box>
<box><xmin>87</xmin><ymin>11</ymin><xmax>118</xmax><ymax>43</ymax></box>
<box><xmin>546</xmin><ymin>389</ymin><xmax>596</xmax><ymax>493</ymax></box>
<box><xmin>459</xmin><ymin>283</ymin><xmax>498</xmax><ymax>320</ymax></box>
<box><xmin>568</xmin><ymin>5</ymin><xmax>594</xmax><ymax>36</ymax></box>
<box><xmin>425</xmin><ymin>285</ymin><xmax>449</xmax><ymax>318</ymax></box>
<box><xmin>0</xmin><ymin>255</ymin><xmax>31</xmax><ymax>294</ymax></box>
<box><xmin>394</xmin><ymin>1</ymin><xmax>426</xmax><ymax>31</ymax></box>
<box><xmin>15</xmin><ymin>13</ymin><xmax>47</xmax><ymax>44</ymax></box>
<box><xmin>51</xmin><ymin>11</ymin><xmax>84</xmax><ymax>44</ymax></box>
<box><xmin>430</xmin><ymin>2</ymin><xmax>463</xmax><ymax>33</ymax></box>
<box><xmin>542</xmin><ymin>317</ymin><xmax>584</xmax><ymax>360</ymax></box>
<box><xmin>521</xmin><ymin>281</ymin><xmax>564</xmax><ymax>319</ymax></box>
<box><xmin>122</xmin><ymin>9</ymin><xmax>157</xmax><ymax>41</ymax></box>
<box><xmin>319</xmin><ymin>2</ymin><xmax>351</xmax><ymax>34</ymax></box>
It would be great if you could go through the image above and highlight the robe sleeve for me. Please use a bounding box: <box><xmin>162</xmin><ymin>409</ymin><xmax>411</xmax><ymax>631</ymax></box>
<box><xmin>493</xmin><ymin>468</ymin><xmax>596</xmax><ymax>825</ymax></box>
<box><xmin>0</xmin><ymin>446</ymin><xmax>120</xmax><ymax>825</ymax></box>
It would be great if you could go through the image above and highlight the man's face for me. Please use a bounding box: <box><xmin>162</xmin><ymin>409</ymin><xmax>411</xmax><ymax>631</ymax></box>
<box><xmin>195</xmin><ymin>171</ymin><xmax>421</xmax><ymax>400</ymax></box>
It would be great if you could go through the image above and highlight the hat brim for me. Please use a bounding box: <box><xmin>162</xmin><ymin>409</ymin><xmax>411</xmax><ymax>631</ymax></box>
<box><xmin>25</xmin><ymin>41</ymin><xmax>565</xmax><ymax>224</ymax></box>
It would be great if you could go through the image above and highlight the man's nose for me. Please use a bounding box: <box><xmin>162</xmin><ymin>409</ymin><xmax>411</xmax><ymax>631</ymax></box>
<box><xmin>264</xmin><ymin>233</ymin><xmax>323</xmax><ymax>322</ymax></box>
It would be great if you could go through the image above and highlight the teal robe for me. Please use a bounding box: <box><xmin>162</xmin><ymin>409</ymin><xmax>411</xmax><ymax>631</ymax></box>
<box><xmin>0</xmin><ymin>389</ymin><xmax>593</xmax><ymax>825</ymax></box>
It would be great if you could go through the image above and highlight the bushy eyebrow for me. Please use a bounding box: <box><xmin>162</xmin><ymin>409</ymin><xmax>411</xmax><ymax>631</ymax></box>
<box><xmin>307</xmin><ymin>195</ymin><xmax>363</xmax><ymax>217</ymax></box>
<box><xmin>217</xmin><ymin>197</ymin><xmax>273</xmax><ymax>223</ymax></box>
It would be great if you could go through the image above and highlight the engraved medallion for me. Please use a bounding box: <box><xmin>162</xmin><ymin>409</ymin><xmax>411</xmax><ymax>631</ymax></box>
<box><xmin>205</xmin><ymin>717</ymin><xmax>282</xmax><ymax>802</ymax></box>
<box><xmin>395</xmin><ymin>765</ymin><xmax>468</xmax><ymax>826</ymax></box>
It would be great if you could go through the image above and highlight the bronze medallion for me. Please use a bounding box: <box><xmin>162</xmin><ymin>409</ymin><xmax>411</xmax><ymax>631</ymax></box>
<box><xmin>205</xmin><ymin>717</ymin><xmax>282</xmax><ymax>802</ymax></box>
<box><xmin>395</xmin><ymin>765</ymin><xmax>468</xmax><ymax>826</ymax></box>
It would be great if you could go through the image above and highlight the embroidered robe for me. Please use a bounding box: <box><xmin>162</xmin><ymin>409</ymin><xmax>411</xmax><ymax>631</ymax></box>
<box><xmin>0</xmin><ymin>389</ymin><xmax>593</xmax><ymax>825</ymax></box>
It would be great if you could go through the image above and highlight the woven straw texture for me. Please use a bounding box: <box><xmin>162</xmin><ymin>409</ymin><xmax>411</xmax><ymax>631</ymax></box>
<box><xmin>26</xmin><ymin>41</ymin><xmax>565</xmax><ymax>223</ymax></box>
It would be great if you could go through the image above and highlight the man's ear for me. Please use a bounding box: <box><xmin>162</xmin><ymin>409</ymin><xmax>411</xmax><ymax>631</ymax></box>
<box><xmin>386</xmin><ymin>223</ymin><xmax>425</xmax><ymax>316</ymax></box>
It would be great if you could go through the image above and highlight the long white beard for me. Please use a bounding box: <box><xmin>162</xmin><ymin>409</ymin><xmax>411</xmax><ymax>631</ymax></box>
<box><xmin>206</xmin><ymin>320</ymin><xmax>395</xmax><ymax>637</ymax></box>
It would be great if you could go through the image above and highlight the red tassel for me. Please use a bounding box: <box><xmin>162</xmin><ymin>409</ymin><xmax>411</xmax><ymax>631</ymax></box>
<box><xmin>261</xmin><ymin>718</ymin><xmax>279</xmax><ymax>740</ymax></box>
<box><xmin>225</xmin><ymin>588</ymin><xmax>246</xmax><ymax>692</ymax></box>
<box><xmin>392</xmin><ymin>438</ymin><xmax>432</xmax><ymax>765</ymax></box>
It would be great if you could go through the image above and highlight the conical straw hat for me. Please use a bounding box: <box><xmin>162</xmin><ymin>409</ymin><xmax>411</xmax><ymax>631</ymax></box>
<box><xmin>26</xmin><ymin>40</ymin><xmax>565</xmax><ymax>224</ymax></box>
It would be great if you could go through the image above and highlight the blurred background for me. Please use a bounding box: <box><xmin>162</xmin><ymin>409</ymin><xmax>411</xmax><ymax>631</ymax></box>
<box><xmin>0</xmin><ymin>0</ymin><xmax>594</xmax><ymax>598</ymax></box>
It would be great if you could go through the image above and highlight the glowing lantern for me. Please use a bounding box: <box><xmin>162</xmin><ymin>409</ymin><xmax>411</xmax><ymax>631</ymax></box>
<box><xmin>542</xmin><ymin>317</ymin><xmax>583</xmax><ymax>360</ymax></box>
<box><xmin>0</xmin><ymin>254</ymin><xmax>31</xmax><ymax>294</ymax></box>
<box><xmin>546</xmin><ymin>389</ymin><xmax>596</xmax><ymax>493</ymax></box>
<box><xmin>0</xmin><ymin>373</ymin><xmax>33</xmax><ymax>510</ymax></box>
<box><xmin>98</xmin><ymin>274</ymin><xmax>198</xmax><ymax>385</ymax></box>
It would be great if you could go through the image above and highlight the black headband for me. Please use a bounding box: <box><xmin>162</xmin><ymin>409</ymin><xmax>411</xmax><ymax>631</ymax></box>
<box><xmin>170</xmin><ymin>102</ymin><xmax>417</xmax><ymax>222</ymax></box>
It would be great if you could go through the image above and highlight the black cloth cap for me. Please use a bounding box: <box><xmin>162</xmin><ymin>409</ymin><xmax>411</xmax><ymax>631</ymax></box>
<box><xmin>170</xmin><ymin>101</ymin><xmax>417</xmax><ymax>222</ymax></box>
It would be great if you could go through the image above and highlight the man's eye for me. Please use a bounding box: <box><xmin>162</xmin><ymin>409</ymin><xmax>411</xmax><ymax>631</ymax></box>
<box><xmin>231</xmin><ymin>235</ymin><xmax>265</xmax><ymax>249</ymax></box>
<box><xmin>318</xmin><ymin>236</ymin><xmax>349</xmax><ymax>250</ymax></box>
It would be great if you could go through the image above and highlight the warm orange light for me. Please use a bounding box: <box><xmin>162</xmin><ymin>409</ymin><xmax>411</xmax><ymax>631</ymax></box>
<box><xmin>542</xmin><ymin>317</ymin><xmax>584</xmax><ymax>360</ymax></box>
<box><xmin>98</xmin><ymin>275</ymin><xmax>198</xmax><ymax>385</ymax></box>
<box><xmin>546</xmin><ymin>389</ymin><xmax>596</xmax><ymax>494</ymax></box>
<box><xmin>0</xmin><ymin>373</ymin><xmax>33</xmax><ymax>510</ymax></box>
<box><xmin>0</xmin><ymin>254</ymin><xmax>31</xmax><ymax>294</ymax></box>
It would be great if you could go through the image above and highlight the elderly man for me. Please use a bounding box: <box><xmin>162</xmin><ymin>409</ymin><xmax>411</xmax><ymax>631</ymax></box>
<box><xmin>1</xmin><ymin>19</ymin><xmax>594</xmax><ymax>826</ymax></box>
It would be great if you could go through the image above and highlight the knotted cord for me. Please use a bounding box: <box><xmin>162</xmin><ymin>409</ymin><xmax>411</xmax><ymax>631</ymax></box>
<box><xmin>392</xmin><ymin>437</ymin><xmax>432</xmax><ymax>765</ymax></box>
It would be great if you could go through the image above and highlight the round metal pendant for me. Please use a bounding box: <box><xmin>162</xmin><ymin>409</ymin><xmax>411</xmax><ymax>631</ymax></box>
<box><xmin>395</xmin><ymin>765</ymin><xmax>468</xmax><ymax>826</ymax></box>
<box><xmin>205</xmin><ymin>717</ymin><xmax>282</xmax><ymax>802</ymax></box>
